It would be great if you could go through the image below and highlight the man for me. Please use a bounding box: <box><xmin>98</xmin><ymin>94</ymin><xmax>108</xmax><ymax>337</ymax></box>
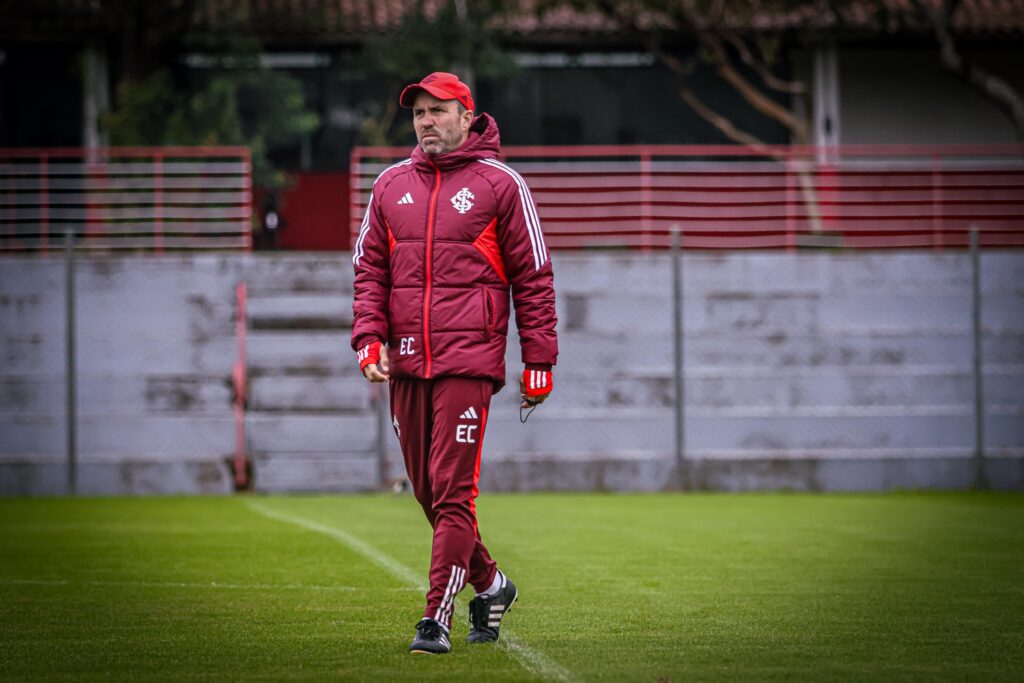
<box><xmin>351</xmin><ymin>72</ymin><xmax>558</xmax><ymax>655</ymax></box>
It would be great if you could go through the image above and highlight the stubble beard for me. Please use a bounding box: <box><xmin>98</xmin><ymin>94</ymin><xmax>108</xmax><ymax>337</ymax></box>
<box><xmin>418</xmin><ymin>128</ymin><xmax>463</xmax><ymax>156</ymax></box>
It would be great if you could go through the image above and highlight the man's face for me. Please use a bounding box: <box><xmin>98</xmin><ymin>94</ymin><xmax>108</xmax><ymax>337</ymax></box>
<box><xmin>412</xmin><ymin>91</ymin><xmax>472</xmax><ymax>155</ymax></box>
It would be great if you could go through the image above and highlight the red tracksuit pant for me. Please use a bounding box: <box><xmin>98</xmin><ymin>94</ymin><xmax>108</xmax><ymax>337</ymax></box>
<box><xmin>389</xmin><ymin>376</ymin><xmax>499</xmax><ymax>629</ymax></box>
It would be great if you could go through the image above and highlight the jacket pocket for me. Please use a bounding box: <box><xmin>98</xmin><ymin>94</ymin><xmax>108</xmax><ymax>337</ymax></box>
<box><xmin>482</xmin><ymin>289</ymin><xmax>494</xmax><ymax>340</ymax></box>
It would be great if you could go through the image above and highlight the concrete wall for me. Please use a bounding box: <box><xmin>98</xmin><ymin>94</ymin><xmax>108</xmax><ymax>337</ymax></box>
<box><xmin>1</xmin><ymin>255</ymin><xmax>243</xmax><ymax>495</ymax></box>
<box><xmin>2</xmin><ymin>250</ymin><xmax>1022</xmax><ymax>495</ymax></box>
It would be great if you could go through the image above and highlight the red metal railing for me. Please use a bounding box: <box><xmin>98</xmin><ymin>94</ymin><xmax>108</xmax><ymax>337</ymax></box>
<box><xmin>0</xmin><ymin>146</ymin><xmax>253</xmax><ymax>252</ymax></box>
<box><xmin>350</xmin><ymin>144</ymin><xmax>1024</xmax><ymax>250</ymax></box>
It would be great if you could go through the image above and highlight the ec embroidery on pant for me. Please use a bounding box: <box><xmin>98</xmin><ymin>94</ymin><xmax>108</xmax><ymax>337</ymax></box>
<box><xmin>392</xmin><ymin>415</ymin><xmax>401</xmax><ymax>438</ymax></box>
<box><xmin>451</xmin><ymin>187</ymin><xmax>474</xmax><ymax>214</ymax></box>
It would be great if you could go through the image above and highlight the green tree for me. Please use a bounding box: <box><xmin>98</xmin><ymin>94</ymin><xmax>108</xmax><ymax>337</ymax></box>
<box><xmin>358</xmin><ymin>0</ymin><xmax>518</xmax><ymax>146</ymax></box>
<box><xmin>101</xmin><ymin>4</ymin><xmax>318</xmax><ymax>188</ymax></box>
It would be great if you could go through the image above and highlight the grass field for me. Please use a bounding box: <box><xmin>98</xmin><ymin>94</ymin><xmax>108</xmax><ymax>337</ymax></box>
<box><xmin>1</xmin><ymin>492</ymin><xmax>1022</xmax><ymax>681</ymax></box>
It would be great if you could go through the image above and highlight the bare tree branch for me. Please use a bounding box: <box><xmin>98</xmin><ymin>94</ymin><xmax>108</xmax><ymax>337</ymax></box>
<box><xmin>652</xmin><ymin>45</ymin><xmax>768</xmax><ymax>149</ymax></box>
<box><xmin>679</xmin><ymin>87</ymin><xmax>769</xmax><ymax>148</ymax></box>
<box><xmin>921</xmin><ymin>0</ymin><xmax>1024</xmax><ymax>142</ymax></box>
<box><xmin>702</xmin><ymin>34</ymin><xmax>811</xmax><ymax>142</ymax></box>
<box><xmin>581</xmin><ymin>0</ymin><xmax>823</xmax><ymax>230</ymax></box>
<box><xmin>592</xmin><ymin>0</ymin><xmax>810</xmax><ymax>144</ymax></box>
<box><xmin>722</xmin><ymin>31</ymin><xmax>805</xmax><ymax>96</ymax></box>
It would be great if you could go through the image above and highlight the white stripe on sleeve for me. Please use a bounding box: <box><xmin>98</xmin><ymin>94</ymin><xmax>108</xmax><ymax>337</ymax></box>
<box><xmin>478</xmin><ymin>158</ymin><xmax>547</xmax><ymax>271</ymax></box>
<box><xmin>353</xmin><ymin>159</ymin><xmax>412</xmax><ymax>266</ymax></box>
<box><xmin>352</xmin><ymin>191</ymin><xmax>374</xmax><ymax>266</ymax></box>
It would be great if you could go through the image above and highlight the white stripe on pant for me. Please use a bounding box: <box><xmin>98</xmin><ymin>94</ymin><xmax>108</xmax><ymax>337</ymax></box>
<box><xmin>433</xmin><ymin>565</ymin><xmax>465</xmax><ymax>627</ymax></box>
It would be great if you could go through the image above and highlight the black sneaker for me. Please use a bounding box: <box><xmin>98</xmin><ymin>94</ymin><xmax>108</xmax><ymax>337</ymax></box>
<box><xmin>467</xmin><ymin>575</ymin><xmax>518</xmax><ymax>643</ymax></box>
<box><xmin>409</xmin><ymin>618</ymin><xmax>451</xmax><ymax>655</ymax></box>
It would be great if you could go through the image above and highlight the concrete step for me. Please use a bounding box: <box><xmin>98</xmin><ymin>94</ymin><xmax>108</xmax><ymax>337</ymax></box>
<box><xmin>4</xmin><ymin>363</ymin><xmax>1020</xmax><ymax>419</ymax></box>
<box><xmin>552</xmin><ymin>330</ymin><xmax>1024</xmax><ymax>372</ymax></box>
<box><xmin>546</xmin><ymin>370</ymin><xmax>1024</xmax><ymax>410</ymax></box>
<box><xmin>246</xmin><ymin>330</ymin><xmax>353</xmax><ymax>375</ymax></box>
<box><xmin>557</xmin><ymin>290</ymin><xmax>1024</xmax><ymax>337</ymax></box>
<box><xmin>246</xmin><ymin>413</ymin><xmax>377</xmax><ymax>453</ymax></box>
<box><xmin>1</xmin><ymin>374</ymin><xmax>232</xmax><ymax>415</ymax></box>
<box><xmin>4</xmin><ymin>332</ymin><xmax>236</xmax><ymax>376</ymax></box>
<box><xmin>554</xmin><ymin>252</ymin><xmax>1022</xmax><ymax>298</ymax></box>
<box><xmin>4</xmin><ymin>450</ymin><xmax>1021</xmax><ymax>495</ymax></box>
<box><xmin>242</xmin><ymin>327</ymin><xmax>1023</xmax><ymax>379</ymax></box>
<box><xmin>247</xmin><ymin>375</ymin><xmax>370</xmax><ymax>412</ymax></box>
<box><xmin>476</xmin><ymin>451</ymin><xmax>1024</xmax><ymax>492</ymax></box>
<box><xmin>0</xmin><ymin>457</ymin><xmax>232</xmax><ymax>496</ymax></box>
<box><xmin>477</xmin><ymin>410</ymin><xmax>1024</xmax><ymax>455</ymax></box>
<box><xmin>246</xmin><ymin>294</ymin><xmax>352</xmax><ymax>331</ymax></box>
<box><xmin>819</xmin><ymin>293</ymin><xmax>1024</xmax><ymax>333</ymax></box>
<box><xmin>244</xmin><ymin>256</ymin><xmax>353</xmax><ymax>295</ymax></box>
<box><xmin>251</xmin><ymin>454</ymin><xmax>378</xmax><ymax>492</ymax></box>
<box><xmin>5</xmin><ymin>401</ymin><xmax>1018</xmax><ymax>465</ymax></box>
<box><xmin>478</xmin><ymin>450</ymin><xmax>672</xmax><ymax>492</ymax></box>
<box><xmin>0</xmin><ymin>414</ymin><xmax>234</xmax><ymax>456</ymax></box>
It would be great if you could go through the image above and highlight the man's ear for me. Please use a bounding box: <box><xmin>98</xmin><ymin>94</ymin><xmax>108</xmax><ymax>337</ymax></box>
<box><xmin>462</xmin><ymin>109</ymin><xmax>474</xmax><ymax>130</ymax></box>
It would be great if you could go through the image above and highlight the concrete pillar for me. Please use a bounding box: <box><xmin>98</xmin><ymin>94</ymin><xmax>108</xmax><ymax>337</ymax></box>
<box><xmin>82</xmin><ymin>42</ymin><xmax>110</xmax><ymax>150</ymax></box>
<box><xmin>813</xmin><ymin>42</ymin><xmax>840</xmax><ymax>161</ymax></box>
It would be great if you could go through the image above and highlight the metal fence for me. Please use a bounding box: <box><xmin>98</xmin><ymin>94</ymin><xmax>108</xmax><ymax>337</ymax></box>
<box><xmin>0</xmin><ymin>146</ymin><xmax>253</xmax><ymax>252</ymax></box>
<box><xmin>1</xmin><ymin>145</ymin><xmax>1022</xmax><ymax>494</ymax></box>
<box><xmin>347</xmin><ymin>144</ymin><xmax>1024</xmax><ymax>492</ymax></box>
<box><xmin>352</xmin><ymin>144</ymin><xmax>1024</xmax><ymax>250</ymax></box>
<box><xmin>0</xmin><ymin>147</ymin><xmax>252</xmax><ymax>495</ymax></box>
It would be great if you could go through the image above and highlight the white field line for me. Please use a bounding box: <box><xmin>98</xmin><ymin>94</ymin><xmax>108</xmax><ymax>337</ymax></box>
<box><xmin>0</xmin><ymin>578</ymin><xmax>387</xmax><ymax>592</ymax></box>
<box><xmin>246</xmin><ymin>500</ymin><xmax>576</xmax><ymax>683</ymax></box>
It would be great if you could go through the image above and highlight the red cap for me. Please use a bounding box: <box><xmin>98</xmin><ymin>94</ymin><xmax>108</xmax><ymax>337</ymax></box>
<box><xmin>399</xmin><ymin>72</ymin><xmax>474</xmax><ymax>112</ymax></box>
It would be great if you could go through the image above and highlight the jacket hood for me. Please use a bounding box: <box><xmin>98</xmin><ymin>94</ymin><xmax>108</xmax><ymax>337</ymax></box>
<box><xmin>412</xmin><ymin>113</ymin><xmax>500</xmax><ymax>171</ymax></box>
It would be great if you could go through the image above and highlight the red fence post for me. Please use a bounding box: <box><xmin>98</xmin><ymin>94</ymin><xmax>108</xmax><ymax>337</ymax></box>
<box><xmin>640</xmin><ymin>150</ymin><xmax>652</xmax><ymax>250</ymax></box>
<box><xmin>154</xmin><ymin>152</ymin><xmax>164</xmax><ymax>254</ymax></box>
<box><xmin>785</xmin><ymin>153</ymin><xmax>796</xmax><ymax>251</ymax></box>
<box><xmin>931</xmin><ymin>154</ymin><xmax>942</xmax><ymax>251</ymax></box>
<box><xmin>243</xmin><ymin>149</ymin><xmax>253</xmax><ymax>252</ymax></box>
<box><xmin>39</xmin><ymin>152</ymin><xmax>49</xmax><ymax>253</ymax></box>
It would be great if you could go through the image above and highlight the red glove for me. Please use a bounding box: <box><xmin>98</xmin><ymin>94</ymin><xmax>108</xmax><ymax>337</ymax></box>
<box><xmin>356</xmin><ymin>340</ymin><xmax>382</xmax><ymax>372</ymax></box>
<box><xmin>522</xmin><ymin>367</ymin><xmax>553</xmax><ymax>403</ymax></box>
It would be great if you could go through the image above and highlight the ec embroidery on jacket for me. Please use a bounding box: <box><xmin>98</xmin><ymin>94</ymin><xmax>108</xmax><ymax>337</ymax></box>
<box><xmin>451</xmin><ymin>187</ymin><xmax>474</xmax><ymax>214</ymax></box>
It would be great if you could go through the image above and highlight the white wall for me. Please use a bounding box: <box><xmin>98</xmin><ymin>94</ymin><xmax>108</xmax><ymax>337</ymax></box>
<box><xmin>2</xmin><ymin>251</ymin><xmax>1022</xmax><ymax>495</ymax></box>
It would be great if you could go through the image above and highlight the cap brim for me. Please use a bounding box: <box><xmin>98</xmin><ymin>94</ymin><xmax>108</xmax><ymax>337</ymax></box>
<box><xmin>399</xmin><ymin>83</ymin><xmax>466</xmax><ymax>108</ymax></box>
<box><xmin>398</xmin><ymin>84</ymin><xmax>425</xmax><ymax>108</ymax></box>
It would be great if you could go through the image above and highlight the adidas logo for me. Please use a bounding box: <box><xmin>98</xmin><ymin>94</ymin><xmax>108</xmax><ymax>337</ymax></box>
<box><xmin>397</xmin><ymin>192</ymin><xmax>414</xmax><ymax>205</ymax></box>
<box><xmin>459</xmin><ymin>406</ymin><xmax>478</xmax><ymax>420</ymax></box>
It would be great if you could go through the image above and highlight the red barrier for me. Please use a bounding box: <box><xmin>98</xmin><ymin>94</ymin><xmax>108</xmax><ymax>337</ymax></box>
<box><xmin>350</xmin><ymin>144</ymin><xmax>1024</xmax><ymax>250</ymax></box>
<box><xmin>0</xmin><ymin>146</ymin><xmax>253</xmax><ymax>252</ymax></box>
<box><xmin>277</xmin><ymin>172</ymin><xmax>350</xmax><ymax>251</ymax></box>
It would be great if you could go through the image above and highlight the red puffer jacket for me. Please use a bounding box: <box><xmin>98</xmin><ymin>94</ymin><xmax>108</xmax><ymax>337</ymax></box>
<box><xmin>351</xmin><ymin>113</ymin><xmax>558</xmax><ymax>387</ymax></box>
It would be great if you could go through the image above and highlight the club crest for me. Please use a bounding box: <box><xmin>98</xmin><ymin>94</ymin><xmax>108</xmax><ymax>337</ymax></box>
<box><xmin>451</xmin><ymin>187</ymin><xmax>474</xmax><ymax>214</ymax></box>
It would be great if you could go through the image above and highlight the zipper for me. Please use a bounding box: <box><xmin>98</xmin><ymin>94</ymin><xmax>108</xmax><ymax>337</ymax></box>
<box><xmin>423</xmin><ymin>162</ymin><xmax>442</xmax><ymax>378</ymax></box>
